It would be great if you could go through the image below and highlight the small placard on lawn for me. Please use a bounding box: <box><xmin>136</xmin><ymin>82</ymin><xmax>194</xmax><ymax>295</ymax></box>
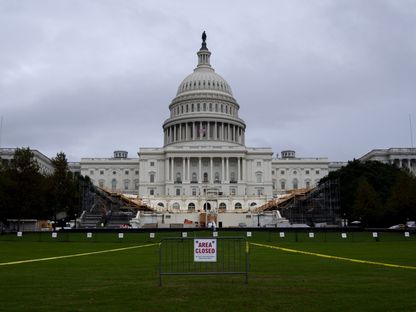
<box><xmin>309</xmin><ymin>232</ymin><xmax>315</xmax><ymax>238</ymax></box>
<box><xmin>404</xmin><ymin>231</ymin><xmax>410</xmax><ymax>238</ymax></box>
<box><xmin>150</xmin><ymin>232</ymin><xmax>155</xmax><ymax>239</ymax></box>
<box><xmin>118</xmin><ymin>233</ymin><xmax>124</xmax><ymax>239</ymax></box>
<box><xmin>17</xmin><ymin>232</ymin><xmax>22</xmax><ymax>237</ymax></box>
<box><xmin>279</xmin><ymin>232</ymin><xmax>285</xmax><ymax>238</ymax></box>
<box><xmin>194</xmin><ymin>239</ymin><xmax>217</xmax><ymax>262</ymax></box>
<box><xmin>213</xmin><ymin>231</ymin><xmax>218</xmax><ymax>237</ymax></box>
<box><xmin>341</xmin><ymin>233</ymin><xmax>347</xmax><ymax>239</ymax></box>
<box><xmin>372</xmin><ymin>232</ymin><xmax>378</xmax><ymax>238</ymax></box>
<box><xmin>246</xmin><ymin>231</ymin><xmax>252</xmax><ymax>237</ymax></box>
<box><xmin>52</xmin><ymin>232</ymin><xmax>57</xmax><ymax>238</ymax></box>
<box><xmin>182</xmin><ymin>232</ymin><xmax>187</xmax><ymax>238</ymax></box>
<box><xmin>86</xmin><ymin>232</ymin><xmax>93</xmax><ymax>238</ymax></box>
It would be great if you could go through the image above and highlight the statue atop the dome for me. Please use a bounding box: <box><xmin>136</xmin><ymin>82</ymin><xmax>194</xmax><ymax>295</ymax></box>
<box><xmin>202</xmin><ymin>31</ymin><xmax>207</xmax><ymax>43</ymax></box>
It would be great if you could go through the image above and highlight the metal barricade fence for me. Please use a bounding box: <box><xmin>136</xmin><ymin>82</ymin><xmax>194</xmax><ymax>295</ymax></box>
<box><xmin>159</xmin><ymin>236</ymin><xmax>249</xmax><ymax>285</ymax></box>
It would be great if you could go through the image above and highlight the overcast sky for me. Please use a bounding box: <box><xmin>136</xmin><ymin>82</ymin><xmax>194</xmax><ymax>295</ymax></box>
<box><xmin>1</xmin><ymin>0</ymin><xmax>415</xmax><ymax>162</ymax></box>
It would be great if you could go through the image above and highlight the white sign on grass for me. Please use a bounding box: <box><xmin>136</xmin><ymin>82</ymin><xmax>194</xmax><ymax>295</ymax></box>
<box><xmin>341</xmin><ymin>233</ymin><xmax>347</xmax><ymax>239</ymax></box>
<box><xmin>246</xmin><ymin>231</ymin><xmax>252</xmax><ymax>237</ymax></box>
<box><xmin>52</xmin><ymin>232</ymin><xmax>57</xmax><ymax>238</ymax></box>
<box><xmin>194</xmin><ymin>239</ymin><xmax>217</xmax><ymax>262</ymax></box>
<box><xmin>213</xmin><ymin>231</ymin><xmax>218</xmax><ymax>237</ymax></box>
<box><xmin>372</xmin><ymin>232</ymin><xmax>378</xmax><ymax>238</ymax></box>
<box><xmin>150</xmin><ymin>233</ymin><xmax>155</xmax><ymax>239</ymax></box>
<box><xmin>309</xmin><ymin>232</ymin><xmax>315</xmax><ymax>238</ymax></box>
<box><xmin>17</xmin><ymin>232</ymin><xmax>22</xmax><ymax>237</ymax></box>
<box><xmin>279</xmin><ymin>232</ymin><xmax>285</xmax><ymax>238</ymax></box>
<box><xmin>118</xmin><ymin>233</ymin><xmax>124</xmax><ymax>239</ymax></box>
<box><xmin>404</xmin><ymin>232</ymin><xmax>410</xmax><ymax>238</ymax></box>
<box><xmin>182</xmin><ymin>232</ymin><xmax>187</xmax><ymax>238</ymax></box>
<box><xmin>87</xmin><ymin>232</ymin><xmax>93</xmax><ymax>238</ymax></box>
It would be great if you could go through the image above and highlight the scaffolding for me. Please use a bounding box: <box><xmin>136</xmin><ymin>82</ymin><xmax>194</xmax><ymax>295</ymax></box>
<box><xmin>255</xmin><ymin>179</ymin><xmax>340</xmax><ymax>226</ymax></box>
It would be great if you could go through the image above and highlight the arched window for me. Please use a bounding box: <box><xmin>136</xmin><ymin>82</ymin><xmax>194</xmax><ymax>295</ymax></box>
<box><xmin>134</xmin><ymin>179</ymin><xmax>139</xmax><ymax>190</ymax></box>
<box><xmin>219</xmin><ymin>202</ymin><xmax>227</xmax><ymax>210</ymax></box>
<box><xmin>250</xmin><ymin>202</ymin><xmax>257</xmax><ymax>207</ymax></box>
<box><xmin>149</xmin><ymin>172</ymin><xmax>155</xmax><ymax>183</ymax></box>
<box><xmin>124</xmin><ymin>179</ymin><xmax>130</xmax><ymax>190</ymax></box>
<box><xmin>293</xmin><ymin>178</ymin><xmax>298</xmax><ymax>190</ymax></box>
<box><xmin>98</xmin><ymin>180</ymin><xmax>105</xmax><ymax>188</ymax></box>
<box><xmin>256</xmin><ymin>172</ymin><xmax>263</xmax><ymax>183</ymax></box>
<box><xmin>191</xmin><ymin>172</ymin><xmax>197</xmax><ymax>183</ymax></box>
<box><xmin>188</xmin><ymin>203</ymin><xmax>196</xmax><ymax>211</ymax></box>
<box><xmin>172</xmin><ymin>202</ymin><xmax>180</xmax><ymax>210</ymax></box>
<box><xmin>305</xmin><ymin>180</ymin><xmax>311</xmax><ymax>188</ymax></box>
<box><xmin>203</xmin><ymin>172</ymin><xmax>208</xmax><ymax>183</ymax></box>
<box><xmin>111</xmin><ymin>179</ymin><xmax>117</xmax><ymax>190</ymax></box>
<box><xmin>214</xmin><ymin>172</ymin><xmax>220</xmax><ymax>183</ymax></box>
<box><xmin>280</xmin><ymin>180</ymin><xmax>286</xmax><ymax>190</ymax></box>
<box><xmin>157</xmin><ymin>202</ymin><xmax>164</xmax><ymax>207</ymax></box>
<box><xmin>234</xmin><ymin>202</ymin><xmax>242</xmax><ymax>209</ymax></box>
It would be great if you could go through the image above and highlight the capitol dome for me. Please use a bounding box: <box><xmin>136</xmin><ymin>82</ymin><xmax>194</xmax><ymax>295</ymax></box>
<box><xmin>163</xmin><ymin>32</ymin><xmax>246</xmax><ymax>147</ymax></box>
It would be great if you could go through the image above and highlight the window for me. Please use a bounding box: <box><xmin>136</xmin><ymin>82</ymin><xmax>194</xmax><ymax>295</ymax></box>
<box><xmin>100</xmin><ymin>170</ymin><xmax>104</xmax><ymax>175</ymax></box>
<box><xmin>135</xmin><ymin>170</ymin><xmax>139</xmax><ymax>175</ymax></box>
<box><xmin>176</xmin><ymin>172</ymin><xmax>182</xmax><ymax>183</ymax></box>
<box><xmin>150</xmin><ymin>162</ymin><xmax>155</xmax><ymax>167</ymax></box>
<box><xmin>272</xmin><ymin>170</ymin><xmax>275</xmax><ymax>175</ymax></box>
<box><xmin>250</xmin><ymin>202</ymin><xmax>257</xmax><ymax>207</ymax></box>
<box><xmin>305</xmin><ymin>170</ymin><xmax>310</xmax><ymax>175</ymax></box>
<box><xmin>234</xmin><ymin>202</ymin><xmax>242</xmax><ymax>209</ymax></box>
<box><xmin>230</xmin><ymin>172</ymin><xmax>236</xmax><ymax>183</ymax></box>
<box><xmin>192</xmin><ymin>188</ymin><xmax>197</xmax><ymax>196</ymax></box>
<box><xmin>134</xmin><ymin>180</ymin><xmax>139</xmax><ymax>190</ymax></box>
<box><xmin>257</xmin><ymin>161</ymin><xmax>261</xmax><ymax>167</ymax></box>
<box><xmin>176</xmin><ymin>188</ymin><xmax>181</xmax><ymax>196</ymax></box>
<box><xmin>172</xmin><ymin>202</ymin><xmax>180</xmax><ymax>210</ymax></box>
<box><xmin>188</xmin><ymin>203</ymin><xmax>195</xmax><ymax>212</ymax></box>
<box><xmin>157</xmin><ymin>202</ymin><xmax>164</xmax><ymax>207</ymax></box>
<box><xmin>306</xmin><ymin>180</ymin><xmax>311</xmax><ymax>188</ymax></box>
<box><xmin>90</xmin><ymin>170</ymin><xmax>94</xmax><ymax>175</ymax></box>
<box><xmin>113</xmin><ymin>171</ymin><xmax>116</xmax><ymax>175</ymax></box>
<box><xmin>125</xmin><ymin>170</ymin><xmax>129</xmax><ymax>175</ymax></box>
<box><xmin>281</xmin><ymin>180</ymin><xmax>286</xmax><ymax>190</ymax></box>
<box><xmin>214</xmin><ymin>172</ymin><xmax>220</xmax><ymax>183</ymax></box>
<box><xmin>191</xmin><ymin>172</ymin><xmax>197</xmax><ymax>183</ymax></box>
<box><xmin>293</xmin><ymin>179</ymin><xmax>298</xmax><ymax>190</ymax></box>
<box><xmin>316</xmin><ymin>170</ymin><xmax>320</xmax><ymax>175</ymax></box>
<box><xmin>111</xmin><ymin>179</ymin><xmax>117</xmax><ymax>190</ymax></box>
<box><xmin>230</xmin><ymin>188</ymin><xmax>236</xmax><ymax>196</ymax></box>
<box><xmin>149</xmin><ymin>189</ymin><xmax>154</xmax><ymax>196</ymax></box>
<box><xmin>281</xmin><ymin>170</ymin><xmax>285</xmax><ymax>175</ymax></box>
<box><xmin>256</xmin><ymin>172</ymin><xmax>263</xmax><ymax>183</ymax></box>
<box><xmin>203</xmin><ymin>172</ymin><xmax>208</xmax><ymax>183</ymax></box>
<box><xmin>150</xmin><ymin>173</ymin><xmax>155</xmax><ymax>183</ymax></box>
<box><xmin>293</xmin><ymin>170</ymin><xmax>297</xmax><ymax>175</ymax></box>
<box><xmin>98</xmin><ymin>180</ymin><xmax>104</xmax><ymax>188</ymax></box>
<box><xmin>219</xmin><ymin>202</ymin><xmax>227</xmax><ymax>210</ymax></box>
<box><xmin>124</xmin><ymin>180</ymin><xmax>129</xmax><ymax>190</ymax></box>
<box><xmin>257</xmin><ymin>188</ymin><xmax>263</xmax><ymax>196</ymax></box>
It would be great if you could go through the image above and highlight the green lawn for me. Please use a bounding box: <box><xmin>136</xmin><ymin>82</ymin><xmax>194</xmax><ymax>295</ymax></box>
<box><xmin>0</xmin><ymin>231</ymin><xmax>415</xmax><ymax>312</ymax></box>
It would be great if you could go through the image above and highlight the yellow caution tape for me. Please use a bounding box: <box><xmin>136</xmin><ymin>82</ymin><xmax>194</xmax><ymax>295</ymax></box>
<box><xmin>250</xmin><ymin>242</ymin><xmax>416</xmax><ymax>270</ymax></box>
<box><xmin>0</xmin><ymin>243</ymin><xmax>158</xmax><ymax>267</ymax></box>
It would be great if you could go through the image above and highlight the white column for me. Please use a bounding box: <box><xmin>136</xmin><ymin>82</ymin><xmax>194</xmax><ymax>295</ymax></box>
<box><xmin>185</xmin><ymin>123</ymin><xmax>188</xmax><ymax>141</ymax></box>
<box><xmin>198</xmin><ymin>157</ymin><xmax>202</xmax><ymax>183</ymax></box>
<box><xmin>171</xmin><ymin>157</ymin><xmax>174</xmax><ymax>182</ymax></box>
<box><xmin>179</xmin><ymin>124</ymin><xmax>182</xmax><ymax>141</ymax></box>
<box><xmin>187</xmin><ymin>157</ymin><xmax>190</xmax><ymax>181</ymax></box>
<box><xmin>208</xmin><ymin>122</ymin><xmax>211</xmax><ymax>139</ymax></box>
<box><xmin>165</xmin><ymin>158</ymin><xmax>169</xmax><ymax>181</ymax></box>
<box><xmin>226</xmin><ymin>157</ymin><xmax>229</xmax><ymax>181</ymax></box>
<box><xmin>210</xmin><ymin>157</ymin><xmax>213</xmax><ymax>183</ymax></box>
<box><xmin>221</xmin><ymin>157</ymin><xmax>225</xmax><ymax>182</ymax></box>
<box><xmin>182</xmin><ymin>157</ymin><xmax>185</xmax><ymax>182</ymax></box>
<box><xmin>237</xmin><ymin>157</ymin><xmax>241</xmax><ymax>181</ymax></box>
<box><xmin>214</xmin><ymin>122</ymin><xmax>217</xmax><ymax>140</ymax></box>
<box><xmin>193</xmin><ymin>122</ymin><xmax>196</xmax><ymax>140</ymax></box>
<box><xmin>242</xmin><ymin>158</ymin><xmax>246</xmax><ymax>181</ymax></box>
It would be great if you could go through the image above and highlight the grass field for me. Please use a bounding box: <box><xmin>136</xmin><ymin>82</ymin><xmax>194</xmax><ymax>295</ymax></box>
<box><xmin>0</xmin><ymin>230</ymin><xmax>415</xmax><ymax>312</ymax></box>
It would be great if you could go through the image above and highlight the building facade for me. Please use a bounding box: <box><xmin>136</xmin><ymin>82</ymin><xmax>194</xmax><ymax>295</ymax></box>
<box><xmin>359</xmin><ymin>148</ymin><xmax>416</xmax><ymax>175</ymax></box>
<box><xmin>80</xmin><ymin>35</ymin><xmax>329</xmax><ymax>212</ymax></box>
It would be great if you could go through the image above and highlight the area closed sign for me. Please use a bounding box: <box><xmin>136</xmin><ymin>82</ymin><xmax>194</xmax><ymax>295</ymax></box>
<box><xmin>194</xmin><ymin>239</ymin><xmax>217</xmax><ymax>262</ymax></box>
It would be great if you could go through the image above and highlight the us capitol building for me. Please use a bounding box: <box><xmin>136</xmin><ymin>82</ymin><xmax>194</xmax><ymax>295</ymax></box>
<box><xmin>80</xmin><ymin>33</ymin><xmax>330</xmax><ymax>213</ymax></box>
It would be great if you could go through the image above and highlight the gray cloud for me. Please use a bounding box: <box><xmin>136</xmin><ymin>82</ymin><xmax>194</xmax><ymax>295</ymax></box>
<box><xmin>1</xmin><ymin>0</ymin><xmax>415</xmax><ymax>162</ymax></box>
